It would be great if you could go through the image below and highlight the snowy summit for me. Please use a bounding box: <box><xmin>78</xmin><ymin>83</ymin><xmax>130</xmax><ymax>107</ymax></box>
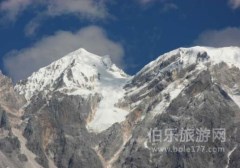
<box><xmin>15</xmin><ymin>48</ymin><xmax>131</xmax><ymax>132</ymax></box>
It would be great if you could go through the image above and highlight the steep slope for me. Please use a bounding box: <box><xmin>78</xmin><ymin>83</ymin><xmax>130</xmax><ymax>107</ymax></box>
<box><xmin>16</xmin><ymin>48</ymin><xmax>130</xmax><ymax>132</ymax></box>
<box><xmin>0</xmin><ymin>72</ymin><xmax>42</xmax><ymax>168</ymax></box>
<box><xmin>114</xmin><ymin>46</ymin><xmax>240</xmax><ymax>168</ymax></box>
<box><xmin>15</xmin><ymin>48</ymin><xmax>128</xmax><ymax>100</ymax></box>
<box><xmin>14</xmin><ymin>48</ymin><xmax>131</xmax><ymax>168</ymax></box>
<box><xmin>122</xmin><ymin>46</ymin><xmax>240</xmax><ymax>116</ymax></box>
<box><xmin>11</xmin><ymin>46</ymin><xmax>240</xmax><ymax>168</ymax></box>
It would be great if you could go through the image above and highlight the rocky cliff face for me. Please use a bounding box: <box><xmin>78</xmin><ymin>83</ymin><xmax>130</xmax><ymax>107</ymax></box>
<box><xmin>1</xmin><ymin>46</ymin><xmax>240</xmax><ymax>168</ymax></box>
<box><xmin>113</xmin><ymin>47</ymin><xmax>240</xmax><ymax>168</ymax></box>
<box><xmin>0</xmin><ymin>72</ymin><xmax>42</xmax><ymax>168</ymax></box>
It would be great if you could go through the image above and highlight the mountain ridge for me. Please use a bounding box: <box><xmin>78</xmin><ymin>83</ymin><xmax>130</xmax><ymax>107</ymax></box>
<box><xmin>1</xmin><ymin>46</ymin><xmax>240</xmax><ymax>168</ymax></box>
<box><xmin>15</xmin><ymin>46</ymin><xmax>240</xmax><ymax>101</ymax></box>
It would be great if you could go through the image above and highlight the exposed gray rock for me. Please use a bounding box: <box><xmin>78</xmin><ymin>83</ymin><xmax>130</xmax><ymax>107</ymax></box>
<box><xmin>0</xmin><ymin>71</ymin><xmax>25</xmax><ymax>109</ymax></box>
<box><xmin>114</xmin><ymin>69</ymin><xmax>240</xmax><ymax>168</ymax></box>
<box><xmin>97</xmin><ymin>123</ymin><xmax>124</xmax><ymax>161</ymax></box>
<box><xmin>22</xmin><ymin>90</ymin><xmax>103</xmax><ymax>168</ymax></box>
<box><xmin>18</xmin><ymin>154</ymin><xmax>28</xmax><ymax>162</ymax></box>
<box><xmin>1</xmin><ymin>47</ymin><xmax>240</xmax><ymax>168</ymax></box>
<box><xmin>0</xmin><ymin>107</ymin><xmax>10</xmax><ymax>130</ymax></box>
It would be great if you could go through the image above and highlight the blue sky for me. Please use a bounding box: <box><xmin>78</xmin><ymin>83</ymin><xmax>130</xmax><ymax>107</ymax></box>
<box><xmin>1</xmin><ymin>0</ymin><xmax>240</xmax><ymax>81</ymax></box>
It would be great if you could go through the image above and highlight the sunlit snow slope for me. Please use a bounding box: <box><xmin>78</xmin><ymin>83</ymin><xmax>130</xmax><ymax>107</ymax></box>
<box><xmin>15</xmin><ymin>48</ymin><xmax>131</xmax><ymax>132</ymax></box>
<box><xmin>15</xmin><ymin>46</ymin><xmax>240</xmax><ymax>133</ymax></box>
<box><xmin>139</xmin><ymin>46</ymin><xmax>240</xmax><ymax>76</ymax></box>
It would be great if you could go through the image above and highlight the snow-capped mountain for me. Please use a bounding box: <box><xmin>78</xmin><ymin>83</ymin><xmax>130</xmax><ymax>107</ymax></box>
<box><xmin>1</xmin><ymin>46</ymin><xmax>240</xmax><ymax>168</ymax></box>
<box><xmin>15</xmin><ymin>48</ymin><xmax>128</xmax><ymax>100</ymax></box>
<box><xmin>117</xmin><ymin>46</ymin><xmax>240</xmax><ymax>168</ymax></box>
<box><xmin>124</xmin><ymin>46</ymin><xmax>240</xmax><ymax>112</ymax></box>
<box><xmin>135</xmin><ymin>46</ymin><xmax>240</xmax><ymax>83</ymax></box>
<box><xmin>15</xmin><ymin>48</ymin><xmax>131</xmax><ymax>132</ymax></box>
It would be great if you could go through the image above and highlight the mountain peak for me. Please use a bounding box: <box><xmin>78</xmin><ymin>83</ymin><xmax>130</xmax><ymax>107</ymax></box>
<box><xmin>5</xmin><ymin>46</ymin><xmax>240</xmax><ymax>168</ymax></box>
<box><xmin>15</xmin><ymin>48</ymin><xmax>129</xmax><ymax>101</ymax></box>
<box><xmin>179</xmin><ymin>46</ymin><xmax>240</xmax><ymax>67</ymax></box>
<box><xmin>138</xmin><ymin>46</ymin><xmax>240</xmax><ymax>77</ymax></box>
<box><xmin>15</xmin><ymin>48</ymin><xmax>131</xmax><ymax>132</ymax></box>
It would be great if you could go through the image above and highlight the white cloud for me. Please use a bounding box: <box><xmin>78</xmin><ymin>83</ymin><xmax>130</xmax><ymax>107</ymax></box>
<box><xmin>45</xmin><ymin>0</ymin><xmax>107</xmax><ymax>18</ymax></box>
<box><xmin>0</xmin><ymin>0</ymin><xmax>108</xmax><ymax>21</ymax></box>
<box><xmin>229</xmin><ymin>0</ymin><xmax>240</xmax><ymax>9</ymax></box>
<box><xmin>0</xmin><ymin>0</ymin><xmax>31</xmax><ymax>20</ymax></box>
<box><xmin>3</xmin><ymin>26</ymin><xmax>124</xmax><ymax>81</ymax></box>
<box><xmin>137</xmin><ymin>0</ymin><xmax>178</xmax><ymax>12</ymax></box>
<box><xmin>194</xmin><ymin>27</ymin><xmax>240</xmax><ymax>47</ymax></box>
<box><xmin>24</xmin><ymin>18</ymin><xmax>41</xmax><ymax>36</ymax></box>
